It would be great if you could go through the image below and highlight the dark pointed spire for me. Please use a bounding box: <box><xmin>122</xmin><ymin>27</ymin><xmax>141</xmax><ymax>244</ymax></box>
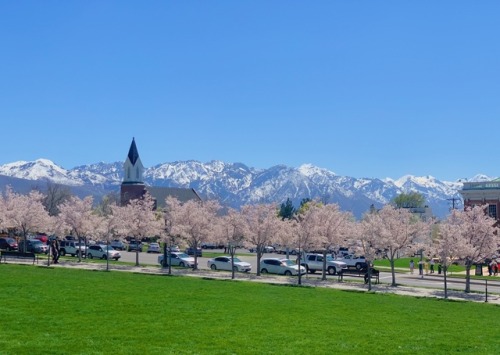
<box><xmin>128</xmin><ymin>137</ymin><xmax>140</xmax><ymax>165</ymax></box>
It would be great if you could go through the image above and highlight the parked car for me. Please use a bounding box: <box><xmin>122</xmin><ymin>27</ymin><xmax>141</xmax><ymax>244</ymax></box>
<box><xmin>207</xmin><ymin>256</ymin><xmax>252</xmax><ymax>272</ymax></box>
<box><xmin>0</xmin><ymin>237</ymin><xmax>19</xmax><ymax>251</ymax></box>
<box><xmin>185</xmin><ymin>247</ymin><xmax>202</xmax><ymax>257</ymax></box>
<box><xmin>33</xmin><ymin>234</ymin><xmax>48</xmax><ymax>243</ymax></box>
<box><xmin>301</xmin><ymin>253</ymin><xmax>347</xmax><ymax>275</ymax></box>
<box><xmin>87</xmin><ymin>245</ymin><xmax>121</xmax><ymax>260</ymax></box>
<box><xmin>147</xmin><ymin>242</ymin><xmax>161</xmax><ymax>253</ymax></box>
<box><xmin>168</xmin><ymin>245</ymin><xmax>180</xmax><ymax>252</ymax></box>
<box><xmin>19</xmin><ymin>239</ymin><xmax>48</xmax><ymax>254</ymax></box>
<box><xmin>110</xmin><ymin>239</ymin><xmax>127</xmax><ymax>250</ymax></box>
<box><xmin>59</xmin><ymin>240</ymin><xmax>87</xmax><ymax>257</ymax></box>
<box><xmin>248</xmin><ymin>246</ymin><xmax>275</xmax><ymax>253</ymax></box>
<box><xmin>260</xmin><ymin>258</ymin><xmax>306</xmax><ymax>276</ymax></box>
<box><xmin>158</xmin><ymin>252</ymin><xmax>197</xmax><ymax>268</ymax></box>
<box><xmin>335</xmin><ymin>254</ymin><xmax>367</xmax><ymax>270</ymax></box>
<box><xmin>128</xmin><ymin>240</ymin><xmax>143</xmax><ymax>252</ymax></box>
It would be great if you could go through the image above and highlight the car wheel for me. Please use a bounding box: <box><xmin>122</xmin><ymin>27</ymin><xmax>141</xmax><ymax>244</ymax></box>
<box><xmin>328</xmin><ymin>266</ymin><xmax>336</xmax><ymax>275</ymax></box>
<box><xmin>88</xmin><ymin>253</ymin><xmax>93</xmax><ymax>259</ymax></box>
<box><xmin>210</xmin><ymin>264</ymin><xmax>217</xmax><ymax>270</ymax></box>
<box><xmin>179</xmin><ymin>262</ymin><xmax>185</xmax><ymax>267</ymax></box>
<box><xmin>102</xmin><ymin>254</ymin><xmax>107</xmax><ymax>260</ymax></box>
<box><xmin>60</xmin><ymin>250</ymin><xmax>66</xmax><ymax>256</ymax></box>
<box><xmin>261</xmin><ymin>268</ymin><xmax>268</xmax><ymax>274</ymax></box>
<box><xmin>355</xmin><ymin>263</ymin><xmax>362</xmax><ymax>270</ymax></box>
<box><xmin>284</xmin><ymin>270</ymin><xmax>292</xmax><ymax>276</ymax></box>
<box><xmin>233</xmin><ymin>266</ymin><xmax>238</xmax><ymax>272</ymax></box>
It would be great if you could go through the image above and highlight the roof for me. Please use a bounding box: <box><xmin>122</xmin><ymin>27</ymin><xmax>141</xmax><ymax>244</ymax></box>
<box><xmin>146</xmin><ymin>186</ymin><xmax>202</xmax><ymax>207</ymax></box>
<box><xmin>127</xmin><ymin>138</ymin><xmax>140</xmax><ymax>165</ymax></box>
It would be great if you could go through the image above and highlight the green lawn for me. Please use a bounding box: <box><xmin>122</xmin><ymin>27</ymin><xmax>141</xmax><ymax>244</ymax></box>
<box><xmin>1</xmin><ymin>264</ymin><xmax>499</xmax><ymax>354</ymax></box>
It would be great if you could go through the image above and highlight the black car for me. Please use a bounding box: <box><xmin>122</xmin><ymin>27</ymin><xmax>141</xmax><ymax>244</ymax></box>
<box><xmin>0</xmin><ymin>237</ymin><xmax>19</xmax><ymax>251</ymax></box>
<box><xmin>185</xmin><ymin>247</ymin><xmax>202</xmax><ymax>257</ymax></box>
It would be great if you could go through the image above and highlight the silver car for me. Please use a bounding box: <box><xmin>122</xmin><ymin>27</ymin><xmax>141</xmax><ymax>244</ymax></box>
<box><xmin>207</xmin><ymin>256</ymin><xmax>252</xmax><ymax>272</ymax></box>
<box><xmin>260</xmin><ymin>258</ymin><xmax>306</xmax><ymax>276</ymax></box>
<box><xmin>158</xmin><ymin>252</ymin><xmax>196</xmax><ymax>268</ymax></box>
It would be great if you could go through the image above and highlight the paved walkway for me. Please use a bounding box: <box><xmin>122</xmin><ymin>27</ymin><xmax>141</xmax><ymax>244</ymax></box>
<box><xmin>33</xmin><ymin>259</ymin><xmax>500</xmax><ymax>305</ymax></box>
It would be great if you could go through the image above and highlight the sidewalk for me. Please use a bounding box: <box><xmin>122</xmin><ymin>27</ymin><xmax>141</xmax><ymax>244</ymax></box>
<box><xmin>34</xmin><ymin>259</ymin><xmax>498</xmax><ymax>305</ymax></box>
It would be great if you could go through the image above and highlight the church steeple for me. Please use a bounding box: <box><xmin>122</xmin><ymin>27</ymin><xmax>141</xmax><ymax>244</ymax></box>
<box><xmin>128</xmin><ymin>137</ymin><xmax>140</xmax><ymax>165</ymax></box>
<box><xmin>123</xmin><ymin>137</ymin><xmax>145</xmax><ymax>184</ymax></box>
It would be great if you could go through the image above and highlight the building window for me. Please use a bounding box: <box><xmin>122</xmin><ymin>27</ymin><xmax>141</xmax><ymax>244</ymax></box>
<box><xmin>488</xmin><ymin>204</ymin><xmax>497</xmax><ymax>219</ymax></box>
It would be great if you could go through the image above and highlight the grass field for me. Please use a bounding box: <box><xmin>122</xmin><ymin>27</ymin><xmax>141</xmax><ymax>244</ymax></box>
<box><xmin>1</xmin><ymin>264</ymin><xmax>499</xmax><ymax>354</ymax></box>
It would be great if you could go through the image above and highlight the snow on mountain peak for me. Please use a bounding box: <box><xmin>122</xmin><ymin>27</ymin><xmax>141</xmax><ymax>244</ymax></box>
<box><xmin>298</xmin><ymin>164</ymin><xmax>336</xmax><ymax>177</ymax></box>
<box><xmin>0</xmin><ymin>159</ymin><xmax>83</xmax><ymax>186</ymax></box>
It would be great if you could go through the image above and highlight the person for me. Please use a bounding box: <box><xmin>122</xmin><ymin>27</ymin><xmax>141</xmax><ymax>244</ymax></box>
<box><xmin>51</xmin><ymin>240</ymin><xmax>59</xmax><ymax>264</ymax></box>
<box><xmin>54</xmin><ymin>238</ymin><xmax>60</xmax><ymax>263</ymax></box>
<box><xmin>409</xmin><ymin>260</ymin><xmax>414</xmax><ymax>274</ymax></box>
<box><xmin>418</xmin><ymin>260</ymin><xmax>423</xmax><ymax>275</ymax></box>
<box><xmin>424</xmin><ymin>260</ymin><xmax>429</xmax><ymax>275</ymax></box>
<box><xmin>430</xmin><ymin>259</ymin><xmax>435</xmax><ymax>274</ymax></box>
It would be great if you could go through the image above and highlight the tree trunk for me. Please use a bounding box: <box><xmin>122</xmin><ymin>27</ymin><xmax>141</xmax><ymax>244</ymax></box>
<box><xmin>230</xmin><ymin>246</ymin><xmax>236</xmax><ymax>280</ymax></box>
<box><xmin>443</xmin><ymin>265</ymin><xmax>448</xmax><ymax>299</ymax></box>
<box><xmin>390</xmin><ymin>259</ymin><xmax>396</xmax><ymax>286</ymax></box>
<box><xmin>321</xmin><ymin>250</ymin><xmax>327</xmax><ymax>281</ymax></box>
<box><xmin>464</xmin><ymin>262</ymin><xmax>472</xmax><ymax>293</ymax></box>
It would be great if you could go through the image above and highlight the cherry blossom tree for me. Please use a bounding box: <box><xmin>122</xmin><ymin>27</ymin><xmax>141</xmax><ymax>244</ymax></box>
<box><xmin>241</xmin><ymin>204</ymin><xmax>283</xmax><ymax>276</ymax></box>
<box><xmin>3</xmin><ymin>187</ymin><xmax>51</xmax><ymax>252</ymax></box>
<box><xmin>432</xmin><ymin>214</ymin><xmax>464</xmax><ymax>299</ymax></box>
<box><xmin>449</xmin><ymin>205</ymin><xmax>499</xmax><ymax>293</ymax></box>
<box><xmin>355</xmin><ymin>211</ymin><xmax>389</xmax><ymax>291</ymax></box>
<box><xmin>57</xmin><ymin>196</ymin><xmax>100</xmax><ymax>262</ymax></box>
<box><xmin>314</xmin><ymin>203</ymin><xmax>354</xmax><ymax>281</ymax></box>
<box><xmin>363</xmin><ymin>204</ymin><xmax>430</xmax><ymax>286</ymax></box>
<box><xmin>114</xmin><ymin>193</ymin><xmax>163</xmax><ymax>266</ymax></box>
<box><xmin>95</xmin><ymin>201</ymin><xmax>121</xmax><ymax>271</ymax></box>
<box><xmin>169</xmin><ymin>198</ymin><xmax>221</xmax><ymax>270</ymax></box>
<box><xmin>219</xmin><ymin>208</ymin><xmax>247</xmax><ymax>279</ymax></box>
<box><xmin>288</xmin><ymin>201</ymin><xmax>327</xmax><ymax>284</ymax></box>
<box><xmin>160</xmin><ymin>197</ymin><xmax>186</xmax><ymax>274</ymax></box>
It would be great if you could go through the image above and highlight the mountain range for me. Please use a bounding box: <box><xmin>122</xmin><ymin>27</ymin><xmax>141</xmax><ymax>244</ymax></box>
<box><xmin>0</xmin><ymin>159</ymin><xmax>494</xmax><ymax>219</ymax></box>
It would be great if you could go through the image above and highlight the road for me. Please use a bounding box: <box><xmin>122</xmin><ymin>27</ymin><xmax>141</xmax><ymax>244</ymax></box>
<box><xmin>117</xmin><ymin>249</ymin><xmax>500</xmax><ymax>295</ymax></box>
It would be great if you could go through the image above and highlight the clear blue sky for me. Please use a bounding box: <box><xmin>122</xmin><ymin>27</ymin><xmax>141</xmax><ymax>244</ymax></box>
<box><xmin>1</xmin><ymin>1</ymin><xmax>499</xmax><ymax>181</ymax></box>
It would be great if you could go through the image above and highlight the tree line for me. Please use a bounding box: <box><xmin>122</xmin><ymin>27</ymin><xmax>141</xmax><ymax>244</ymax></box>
<box><xmin>0</xmin><ymin>187</ymin><xmax>498</xmax><ymax>294</ymax></box>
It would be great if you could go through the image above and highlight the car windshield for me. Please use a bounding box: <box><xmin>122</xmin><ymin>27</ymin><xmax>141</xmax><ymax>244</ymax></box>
<box><xmin>326</xmin><ymin>255</ymin><xmax>334</xmax><ymax>261</ymax></box>
<box><xmin>232</xmin><ymin>257</ymin><xmax>242</xmax><ymax>263</ymax></box>
<box><xmin>281</xmin><ymin>259</ymin><xmax>296</xmax><ymax>266</ymax></box>
<box><xmin>177</xmin><ymin>253</ymin><xmax>189</xmax><ymax>258</ymax></box>
<box><xmin>100</xmin><ymin>245</ymin><xmax>115</xmax><ymax>250</ymax></box>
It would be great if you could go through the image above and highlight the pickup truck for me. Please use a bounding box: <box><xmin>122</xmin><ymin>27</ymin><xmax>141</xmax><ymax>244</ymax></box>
<box><xmin>300</xmin><ymin>253</ymin><xmax>347</xmax><ymax>275</ymax></box>
<box><xmin>335</xmin><ymin>254</ymin><xmax>367</xmax><ymax>270</ymax></box>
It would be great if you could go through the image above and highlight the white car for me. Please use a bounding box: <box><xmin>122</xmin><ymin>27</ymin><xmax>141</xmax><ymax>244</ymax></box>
<box><xmin>147</xmin><ymin>242</ymin><xmax>161</xmax><ymax>253</ymax></box>
<box><xmin>87</xmin><ymin>245</ymin><xmax>121</xmax><ymax>260</ymax></box>
<box><xmin>158</xmin><ymin>252</ymin><xmax>197</xmax><ymax>268</ymax></box>
<box><xmin>207</xmin><ymin>256</ymin><xmax>252</xmax><ymax>272</ymax></box>
<box><xmin>260</xmin><ymin>258</ymin><xmax>306</xmax><ymax>276</ymax></box>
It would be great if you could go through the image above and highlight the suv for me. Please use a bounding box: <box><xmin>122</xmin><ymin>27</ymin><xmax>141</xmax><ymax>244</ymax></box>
<box><xmin>301</xmin><ymin>253</ymin><xmax>347</xmax><ymax>275</ymax></box>
<box><xmin>19</xmin><ymin>239</ymin><xmax>48</xmax><ymax>254</ymax></box>
<box><xmin>110</xmin><ymin>239</ymin><xmax>126</xmax><ymax>250</ymax></box>
<box><xmin>59</xmin><ymin>240</ymin><xmax>88</xmax><ymax>257</ymax></box>
<box><xmin>87</xmin><ymin>245</ymin><xmax>121</xmax><ymax>260</ymax></box>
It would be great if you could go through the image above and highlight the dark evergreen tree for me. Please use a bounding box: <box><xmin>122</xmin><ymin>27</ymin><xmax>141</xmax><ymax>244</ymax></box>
<box><xmin>279</xmin><ymin>198</ymin><xmax>295</xmax><ymax>220</ymax></box>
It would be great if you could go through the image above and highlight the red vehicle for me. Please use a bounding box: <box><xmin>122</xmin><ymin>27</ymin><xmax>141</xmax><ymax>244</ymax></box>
<box><xmin>0</xmin><ymin>237</ymin><xmax>19</xmax><ymax>251</ymax></box>
<box><xmin>34</xmin><ymin>234</ymin><xmax>48</xmax><ymax>243</ymax></box>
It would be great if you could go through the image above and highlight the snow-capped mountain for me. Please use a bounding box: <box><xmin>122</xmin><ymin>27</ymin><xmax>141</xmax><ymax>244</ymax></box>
<box><xmin>0</xmin><ymin>159</ymin><xmax>493</xmax><ymax>219</ymax></box>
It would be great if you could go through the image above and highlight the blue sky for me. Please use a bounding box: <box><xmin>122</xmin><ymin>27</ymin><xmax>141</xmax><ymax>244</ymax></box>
<box><xmin>1</xmin><ymin>1</ymin><xmax>499</xmax><ymax>181</ymax></box>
